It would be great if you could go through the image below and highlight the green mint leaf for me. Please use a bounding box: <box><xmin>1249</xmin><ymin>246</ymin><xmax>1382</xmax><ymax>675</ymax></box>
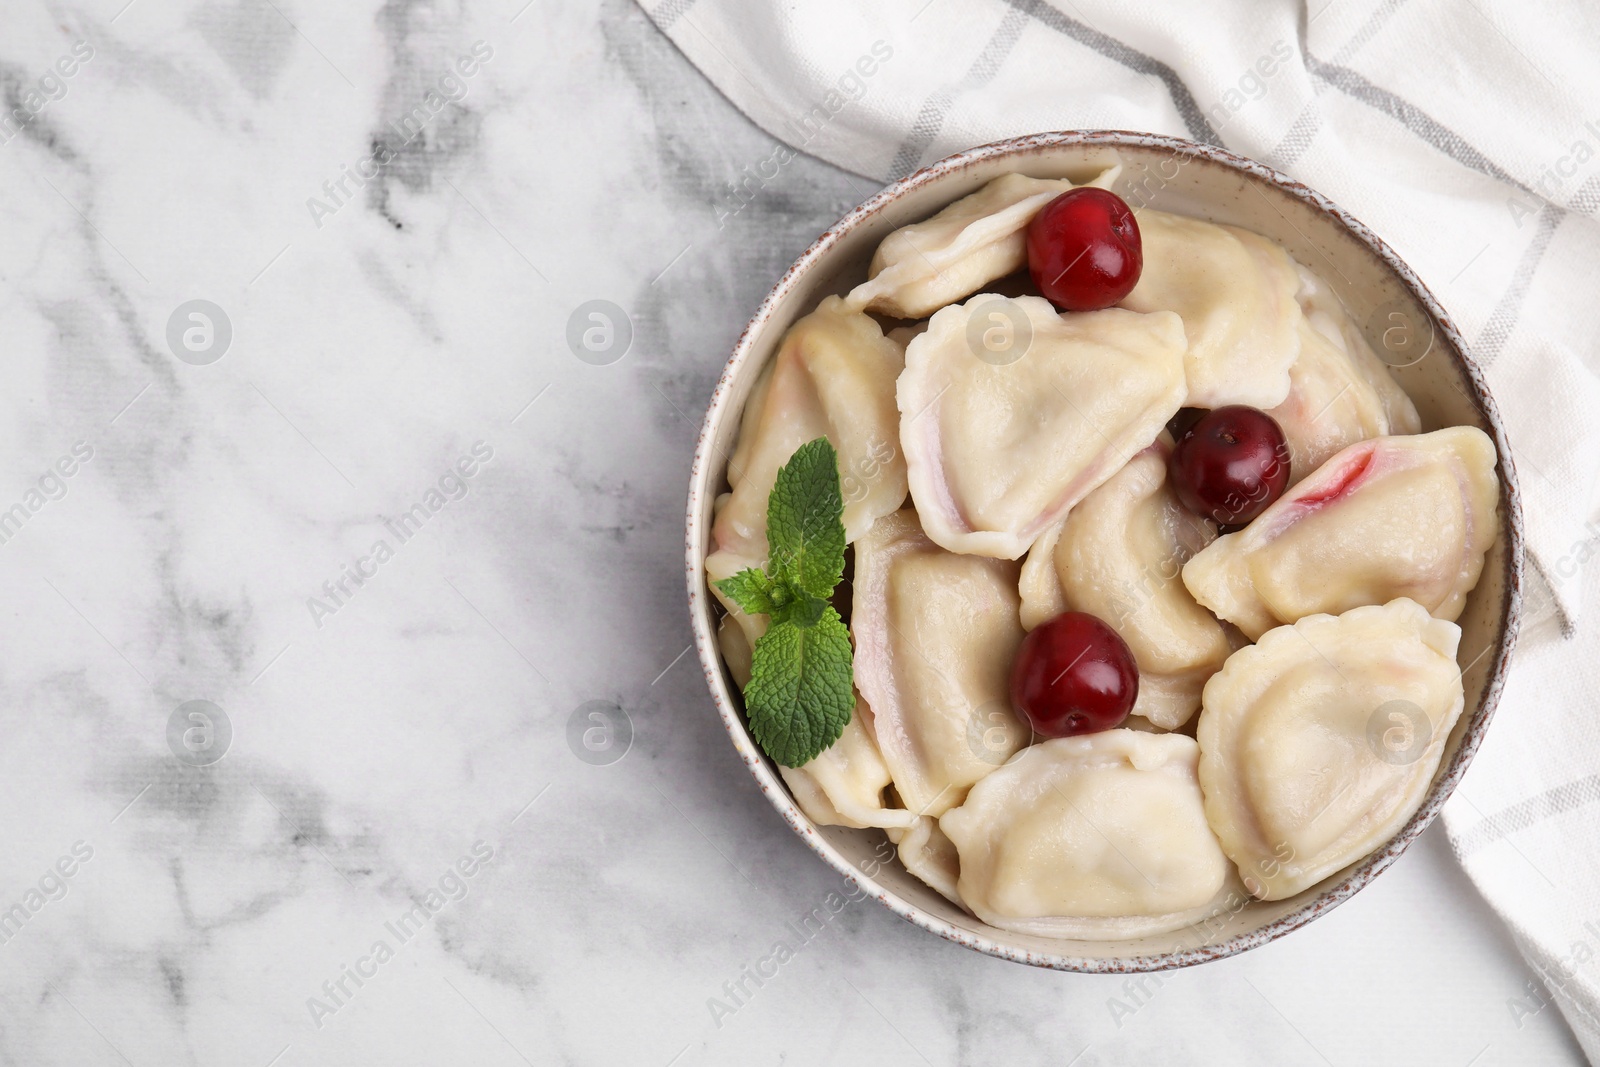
<box><xmin>743</xmin><ymin>607</ymin><xmax>854</xmax><ymax>767</ymax></box>
<box><xmin>766</xmin><ymin>438</ymin><xmax>846</xmax><ymax>600</ymax></box>
<box><xmin>714</xmin><ymin>568</ymin><xmax>778</xmax><ymax>616</ymax></box>
<box><xmin>717</xmin><ymin>436</ymin><xmax>853</xmax><ymax>767</ymax></box>
<box><xmin>770</xmin><ymin>583</ymin><xmax>827</xmax><ymax>629</ymax></box>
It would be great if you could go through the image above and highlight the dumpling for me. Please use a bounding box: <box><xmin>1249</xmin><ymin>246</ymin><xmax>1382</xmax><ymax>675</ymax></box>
<box><xmin>940</xmin><ymin>731</ymin><xmax>1231</xmax><ymax>939</ymax></box>
<box><xmin>886</xmin><ymin>816</ymin><xmax>962</xmax><ymax>904</ymax></box>
<box><xmin>1121</xmin><ymin>210</ymin><xmax>1302</xmax><ymax>409</ymax></box>
<box><xmin>1197</xmin><ymin>599</ymin><xmax>1465</xmax><ymax>900</ymax></box>
<box><xmin>1018</xmin><ymin>439</ymin><xmax>1233</xmax><ymax>729</ymax></box>
<box><xmin>715</xmin><ymin>613</ymin><xmax>754</xmax><ymax>688</ymax></box>
<box><xmin>781</xmin><ymin>696</ymin><xmax>915</xmax><ymax>830</ymax></box>
<box><xmin>1267</xmin><ymin>267</ymin><xmax>1421</xmax><ymax>484</ymax></box>
<box><xmin>1016</xmin><ymin>524</ymin><xmax>1069</xmax><ymax>628</ymax></box>
<box><xmin>706</xmin><ymin>295</ymin><xmax>908</xmax><ymax>670</ymax></box>
<box><xmin>846</xmin><ymin>167</ymin><xmax>1119</xmax><ymax>319</ymax></box>
<box><xmin>1268</xmin><ymin>321</ymin><xmax>1414</xmax><ymax>485</ymax></box>
<box><xmin>1182</xmin><ymin>427</ymin><xmax>1500</xmax><ymax>640</ymax></box>
<box><xmin>899</xmin><ymin>295</ymin><xmax>1188</xmax><ymax>559</ymax></box>
<box><xmin>1296</xmin><ymin>266</ymin><xmax>1420</xmax><ymax>438</ymax></box>
<box><xmin>852</xmin><ymin>510</ymin><xmax>1027</xmax><ymax>817</ymax></box>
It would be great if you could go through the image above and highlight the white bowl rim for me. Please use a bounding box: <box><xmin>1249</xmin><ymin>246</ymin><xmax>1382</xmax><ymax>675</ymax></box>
<box><xmin>683</xmin><ymin>129</ymin><xmax>1524</xmax><ymax>973</ymax></box>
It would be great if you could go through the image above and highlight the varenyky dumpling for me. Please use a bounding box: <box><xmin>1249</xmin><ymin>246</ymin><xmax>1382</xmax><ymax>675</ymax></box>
<box><xmin>899</xmin><ymin>295</ymin><xmax>1188</xmax><ymax>559</ymax></box>
<box><xmin>1198</xmin><ymin>599</ymin><xmax>1465</xmax><ymax>900</ymax></box>
<box><xmin>852</xmin><ymin>510</ymin><xmax>1027</xmax><ymax>817</ymax></box>
<box><xmin>846</xmin><ymin>167</ymin><xmax>1120</xmax><ymax>319</ymax></box>
<box><xmin>1182</xmin><ymin>427</ymin><xmax>1500</xmax><ymax>640</ymax></box>
<box><xmin>1121</xmin><ymin>210</ymin><xmax>1302</xmax><ymax>409</ymax></box>
<box><xmin>781</xmin><ymin>696</ymin><xmax>916</xmax><ymax>831</ymax></box>
<box><xmin>1296</xmin><ymin>265</ymin><xmax>1420</xmax><ymax>437</ymax></box>
<box><xmin>940</xmin><ymin>731</ymin><xmax>1231</xmax><ymax>939</ymax></box>
<box><xmin>707</xmin><ymin>296</ymin><xmax>908</xmax><ymax>680</ymax></box>
<box><xmin>886</xmin><ymin>816</ymin><xmax>962</xmax><ymax>905</ymax></box>
<box><xmin>1018</xmin><ymin>438</ymin><xmax>1234</xmax><ymax>729</ymax></box>
<box><xmin>1267</xmin><ymin>267</ymin><xmax>1421</xmax><ymax>484</ymax></box>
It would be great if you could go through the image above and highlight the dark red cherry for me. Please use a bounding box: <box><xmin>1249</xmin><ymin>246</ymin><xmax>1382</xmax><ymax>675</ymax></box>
<box><xmin>1026</xmin><ymin>188</ymin><xmax>1143</xmax><ymax>311</ymax></box>
<box><xmin>1009</xmin><ymin>612</ymin><xmax>1138</xmax><ymax>738</ymax></box>
<box><xmin>1169</xmin><ymin>405</ymin><xmax>1292</xmax><ymax>526</ymax></box>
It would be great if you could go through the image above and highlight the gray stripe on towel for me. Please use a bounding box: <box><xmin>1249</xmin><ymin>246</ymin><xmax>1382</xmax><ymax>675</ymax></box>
<box><xmin>1304</xmin><ymin>51</ymin><xmax>1527</xmax><ymax>191</ymax></box>
<box><xmin>651</xmin><ymin>0</ymin><xmax>698</xmax><ymax>31</ymax></box>
<box><xmin>888</xmin><ymin>7</ymin><xmax>1029</xmax><ymax>179</ymax></box>
<box><xmin>1453</xmin><ymin>773</ymin><xmax>1600</xmax><ymax>857</ymax></box>
<box><xmin>1330</xmin><ymin>0</ymin><xmax>1413</xmax><ymax>64</ymax></box>
<box><xmin>1000</xmin><ymin>0</ymin><xmax>1223</xmax><ymax>145</ymax></box>
<box><xmin>1264</xmin><ymin>101</ymin><xmax>1323</xmax><ymax>171</ymax></box>
<box><xmin>1474</xmin><ymin>204</ymin><xmax>1564</xmax><ymax>368</ymax></box>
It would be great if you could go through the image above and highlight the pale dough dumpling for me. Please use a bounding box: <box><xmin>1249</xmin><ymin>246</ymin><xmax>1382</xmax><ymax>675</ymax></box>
<box><xmin>1197</xmin><ymin>599</ymin><xmax>1465</xmax><ymax>900</ymax></box>
<box><xmin>1296</xmin><ymin>265</ymin><xmax>1420</xmax><ymax>437</ymax></box>
<box><xmin>899</xmin><ymin>295</ymin><xmax>1188</xmax><ymax>559</ymax></box>
<box><xmin>707</xmin><ymin>296</ymin><xmax>908</xmax><ymax>675</ymax></box>
<box><xmin>847</xmin><ymin>167</ymin><xmax>1120</xmax><ymax>319</ymax></box>
<box><xmin>781</xmin><ymin>696</ymin><xmax>915</xmax><ymax>831</ymax></box>
<box><xmin>1016</xmin><ymin>526</ymin><xmax>1069</xmax><ymax>631</ymax></box>
<box><xmin>1121</xmin><ymin>210</ymin><xmax>1302</xmax><ymax>409</ymax></box>
<box><xmin>1267</xmin><ymin>267</ymin><xmax>1421</xmax><ymax>484</ymax></box>
<box><xmin>1182</xmin><ymin>427</ymin><xmax>1500</xmax><ymax>640</ymax></box>
<box><xmin>715</xmin><ymin>613</ymin><xmax>754</xmax><ymax>688</ymax></box>
<box><xmin>852</xmin><ymin>510</ymin><xmax>1027</xmax><ymax>817</ymax></box>
<box><xmin>1018</xmin><ymin>439</ymin><xmax>1233</xmax><ymax>729</ymax></box>
<box><xmin>886</xmin><ymin>816</ymin><xmax>962</xmax><ymax>905</ymax></box>
<box><xmin>940</xmin><ymin>731</ymin><xmax>1231</xmax><ymax>939</ymax></box>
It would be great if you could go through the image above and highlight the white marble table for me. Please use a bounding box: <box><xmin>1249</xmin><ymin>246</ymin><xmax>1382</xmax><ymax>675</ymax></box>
<box><xmin>0</xmin><ymin>1</ymin><xmax>1582</xmax><ymax>1064</ymax></box>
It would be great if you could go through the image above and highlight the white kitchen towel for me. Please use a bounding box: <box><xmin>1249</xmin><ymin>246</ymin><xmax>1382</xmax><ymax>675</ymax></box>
<box><xmin>641</xmin><ymin>0</ymin><xmax>1600</xmax><ymax>1056</ymax></box>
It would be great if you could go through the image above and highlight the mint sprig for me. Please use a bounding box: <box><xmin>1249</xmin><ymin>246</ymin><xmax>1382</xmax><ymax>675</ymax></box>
<box><xmin>740</xmin><ymin>606</ymin><xmax>852</xmax><ymax>766</ymax></box>
<box><xmin>715</xmin><ymin>437</ymin><xmax>853</xmax><ymax>767</ymax></box>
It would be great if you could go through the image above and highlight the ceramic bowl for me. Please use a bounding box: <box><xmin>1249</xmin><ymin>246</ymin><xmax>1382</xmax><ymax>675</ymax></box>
<box><xmin>684</xmin><ymin>131</ymin><xmax>1523</xmax><ymax>971</ymax></box>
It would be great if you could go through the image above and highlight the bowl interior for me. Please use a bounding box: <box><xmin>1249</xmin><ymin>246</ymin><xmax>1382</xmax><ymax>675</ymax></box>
<box><xmin>687</xmin><ymin>133</ymin><xmax>1521</xmax><ymax>971</ymax></box>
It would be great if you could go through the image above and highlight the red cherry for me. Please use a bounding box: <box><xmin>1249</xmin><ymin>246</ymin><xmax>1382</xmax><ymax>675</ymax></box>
<box><xmin>1026</xmin><ymin>188</ymin><xmax>1143</xmax><ymax>312</ymax></box>
<box><xmin>1009</xmin><ymin>612</ymin><xmax>1138</xmax><ymax>739</ymax></box>
<box><xmin>1169</xmin><ymin>405</ymin><xmax>1292</xmax><ymax>526</ymax></box>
